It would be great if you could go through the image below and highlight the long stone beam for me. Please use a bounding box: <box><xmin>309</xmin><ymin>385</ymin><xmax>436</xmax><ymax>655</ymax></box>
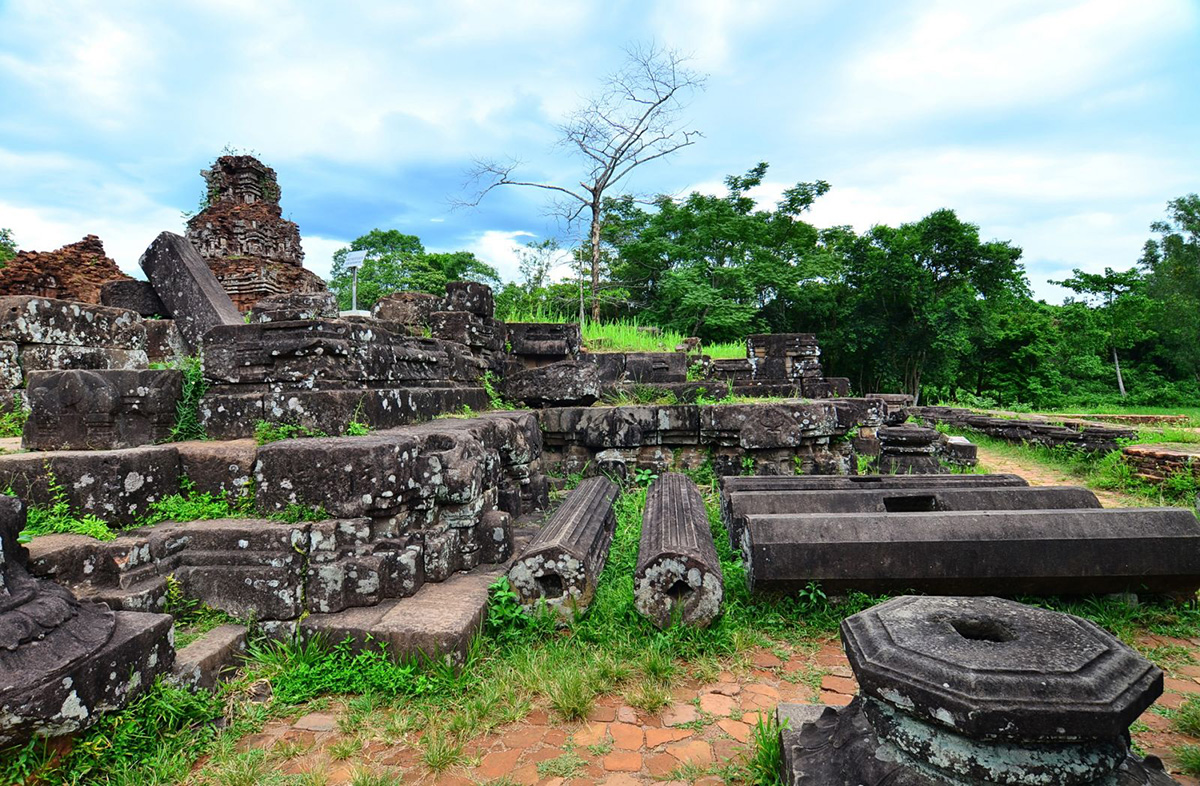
<box><xmin>635</xmin><ymin>473</ymin><xmax>723</xmax><ymax>629</ymax></box>
<box><xmin>743</xmin><ymin>507</ymin><xmax>1200</xmax><ymax>596</ymax></box>
<box><xmin>723</xmin><ymin>486</ymin><xmax>1100</xmax><ymax>548</ymax></box>
<box><xmin>507</xmin><ymin>476</ymin><xmax>619</xmax><ymax>618</ymax></box>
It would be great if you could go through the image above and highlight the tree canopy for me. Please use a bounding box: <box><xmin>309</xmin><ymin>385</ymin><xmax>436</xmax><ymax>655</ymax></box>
<box><xmin>329</xmin><ymin>229</ymin><xmax>498</xmax><ymax>310</ymax></box>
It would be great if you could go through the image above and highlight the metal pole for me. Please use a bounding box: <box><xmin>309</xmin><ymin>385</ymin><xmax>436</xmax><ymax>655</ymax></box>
<box><xmin>351</xmin><ymin>266</ymin><xmax>359</xmax><ymax>312</ymax></box>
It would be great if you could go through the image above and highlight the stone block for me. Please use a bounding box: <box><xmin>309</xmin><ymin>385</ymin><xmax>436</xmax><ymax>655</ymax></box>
<box><xmin>723</xmin><ymin>485</ymin><xmax>1101</xmax><ymax>548</ymax></box>
<box><xmin>254</xmin><ymin>432</ymin><xmax>421</xmax><ymax>519</ymax></box>
<box><xmin>442</xmin><ymin>281</ymin><xmax>494</xmax><ymax>318</ymax></box>
<box><xmin>0</xmin><ymin>296</ymin><xmax>146</xmax><ymax>350</ymax></box>
<box><xmin>175</xmin><ymin>439</ymin><xmax>257</xmax><ymax>502</ymax></box>
<box><xmin>248</xmin><ymin>290</ymin><xmax>339</xmax><ymax>323</ymax></box>
<box><xmin>508</xmin><ymin>476</ymin><xmax>619</xmax><ymax>618</ymax></box>
<box><xmin>23</xmin><ymin>369</ymin><xmax>182</xmax><ymax>450</ymax></box>
<box><xmin>138</xmin><ymin>232</ymin><xmax>243</xmax><ymax>352</ymax></box>
<box><xmin>624</xmin><ymin>352</ymin><xmax>688</xmax><ymax>384</ymax></box>
<box><xmin>300</xmin><ymin>565</ymin><xmax>503</xmax><ymax>666</ymax></box>
<box><xmin>372</xmin><ymin>292</ymin><xmax>440</xmax><ymax>325</ymax></box>
<box><xmin>0</xmin><ymin>341</ymin><xmax>20</xmax><ymax>388</ymax></box>
<box><xmin>100</xmin><ymin>280</ymin><xmax>164</xmax><ymax>317</ymax></box>
<box><xmin>635</xmin><ymin>473</ymin><xmax>722</xmax><ymax>629</ymax></box>
<box><xmin>170</xmin><ymin>624</ymin><xmax>247</xmax><ymax>691</ymax></box>
<box><xmin>743</xmin><ymin>507</ymin><xmax>1200</xmax><ymax>596</ymax></box>
<box><xmin>503</xmin><ymin>359</ymin><xmax>601</xmax><ymax>407</ymax></box>
<box><xmin>506</xmin><ymin>322</ymin><xmax>581</xmax><ymax>358</ymax></box>
<box><xmin>0</xmin><ymin>445</ymin><xmax>180</xmax><ymax>526</ymax></box>
<box><xmin>144</xmin><ymin>320</ymin><xmax>187</xmax><ymax>364</ymax></box>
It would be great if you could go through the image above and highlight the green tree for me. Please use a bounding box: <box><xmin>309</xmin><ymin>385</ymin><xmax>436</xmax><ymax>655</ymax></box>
<box><xmin>1050</xmin><ymin>267</ymin><xmax>1154</xmax><ymax>398</ymax></box>
<box><xmin>1141</xmin><ymin>194</ymin><xmax>1200</xmax><ymax>385</ymax></box>
<box><xmin>329</xmin><ymin>229</ymin><xmax>498</xmax><ymax>310</ymax></box>
<box><xmin>0</xmin><ymin>228</ymin><xmax>16</xmax><ymax>267</ymax></box>
<box><xmin>604</xmin><ymin>163</ymin><xmax>829</xmax><ymax>342</ymax></box>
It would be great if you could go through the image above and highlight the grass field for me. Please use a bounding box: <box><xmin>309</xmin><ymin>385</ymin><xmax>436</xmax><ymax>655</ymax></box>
<box><xmin>501</xmin><ymin>310</ymin><xmax>747</xmax><ymax>359</ymax></box>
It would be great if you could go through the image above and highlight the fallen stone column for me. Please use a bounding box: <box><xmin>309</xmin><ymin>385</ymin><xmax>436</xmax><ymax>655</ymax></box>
<box><xmin>507</xmin><ymin>476</ymin><xmax>619</xmax><ymax>617</ymax></box>
<box><xmin>635</xmin><ymin>473</ymin><xmax>722</xmax><ymax>629</ymax></box>
<box><xmin>724</xmin><ymin>485</ymin><xmax>1100</xmax><ymax>548</ymax></box>
<box><xmin>743</xmin><ymin>507</ymin><xmax>1200</xmax><ymax>596</ymax></box>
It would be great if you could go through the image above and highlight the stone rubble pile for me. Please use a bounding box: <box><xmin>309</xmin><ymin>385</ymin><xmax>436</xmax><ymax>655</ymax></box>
<box><xmin>0</xmin><ymin>235</ymin><xmax>131</xmax><ymax>304</ymax></box>
<box><xmin>916</xmin><ymin>405</ymin><xmax>1136</xmax><ymax>453</ymax></box>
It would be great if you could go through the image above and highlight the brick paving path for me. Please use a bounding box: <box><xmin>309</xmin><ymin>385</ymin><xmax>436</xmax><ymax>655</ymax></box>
<box><xmin>214</xmin><ymin>637</ymin><xmax>1200</xmax><ymax>784</ymax></box>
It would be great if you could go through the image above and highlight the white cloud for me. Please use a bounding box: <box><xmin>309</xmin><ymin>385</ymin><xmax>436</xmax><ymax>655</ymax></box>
<box><xmin>463</xmin><ymin>229</ymin><xmax>537</xmax><ymax>283</ymax></box>
<box><xmin>819</xmin><ymin>0</ymin><xmax>1197</xmax><ymax>129</ymax></box>
<box><xmin>300</xmin><ymin>235</ymin><xmax>350</xmax><ymax>281</ymax></box>
<box><xmin>0</xmin><ymin>200</ymin><xmax>181</xmax><ymax>278</ymax></box>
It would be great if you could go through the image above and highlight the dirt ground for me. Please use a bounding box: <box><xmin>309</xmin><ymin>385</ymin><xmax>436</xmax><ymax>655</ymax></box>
<box><xmin>197</xmin><ymin>449</ymin><xmax>1200</xmax><ymax>785</ymax></box>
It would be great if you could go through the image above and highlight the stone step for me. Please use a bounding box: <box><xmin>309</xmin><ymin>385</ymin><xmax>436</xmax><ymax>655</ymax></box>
<box><xmin>300</xmin><ymin>564</ymin><xmax>506</xmax><ymax>666</ymax></box>
<box><xmin>171</xmin><ymin>624</ymin><xmax>247</xmax><ymax>690</ymax></box>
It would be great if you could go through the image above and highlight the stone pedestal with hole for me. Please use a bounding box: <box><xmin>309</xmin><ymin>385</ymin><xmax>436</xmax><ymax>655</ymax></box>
<box><xmin>778</xmin><ymin>595</ymin><xmax>1179</xmax><ymax>784</ymax></box>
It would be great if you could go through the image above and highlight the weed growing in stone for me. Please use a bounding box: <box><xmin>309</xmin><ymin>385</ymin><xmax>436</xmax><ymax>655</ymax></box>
<box><xmin>743</xmin><ymin>711</ymin><xmax>786</xmax><ymax>785</ymax></box>
<box><xmin>0</xmin><ymin>405</ymin><xmax>27</xmax><ymax>439</ymax></box>
<box><xmin>14</xmin><ymin>470</ymin><xmax>113</xmax><ymax>542</ymax></box>
<box><xmin>254</xmin><ymin>420</ymin><xmax>329</xmax><ymax>445</ymax></box>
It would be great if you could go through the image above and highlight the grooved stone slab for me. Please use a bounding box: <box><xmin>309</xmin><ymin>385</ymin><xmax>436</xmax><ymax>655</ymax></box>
<box><xmin>139</xmin><ymin>232</ymin><xmax>242</xmax><ymax>352</ymax></box>
<box><xmin>171</xmin><ymin>624</ymin><xmax>247</xmax><ymax>690</ymax></box>
<box><xmin>744</xmin><ymin>507</ymin><xmax>1200</xmax><ymax>596</ymax></box>
<box><xmin>636</xmin><ymin>473</ymin><xmax>723</xmax><ymax>629</ymax></box>
<box><xmin>508</xmin><ymin>476</ymin><xmax>619</xmax><ymax>617</ymax></box>
<box><xmin>723</xmin><ymin>485</ymin><xmax>1100</xmax><ymax>548</ymax></box>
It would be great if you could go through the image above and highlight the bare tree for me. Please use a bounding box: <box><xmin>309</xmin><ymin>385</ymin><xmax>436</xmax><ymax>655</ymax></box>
<box><xmin>463</xmin><ymin>43</ymin><xmax>706</xmax><ymax>323</ymax></box>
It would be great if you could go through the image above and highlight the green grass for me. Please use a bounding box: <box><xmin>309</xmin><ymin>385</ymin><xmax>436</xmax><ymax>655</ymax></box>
<box><xmin>943</xmin><ymin>427</ymin><xmax>1200</xmax><ymax>507</ymax></box>
<box><xmin>150</xmin><ymin>355</ymin><xmax>208</xmax><ymax>442</ymax></box>
<box><xmin>254</xmin><ymin>420</ymin><xmax>329</xmax><ymax>445</ymax></box>
<box><xmin>500</xmin><ymin>311</ymin><xmax>746</xmax><ymax>358</ymax></box>
<box><xmin>1177</xmin><ymin>744</ymin><xmax>1200</xmax><ymax>777</ymax></box>
<box><xmin>0</xmin><ymin>405</ymin><xmax>27</xmax><ymax>439</ymax></box>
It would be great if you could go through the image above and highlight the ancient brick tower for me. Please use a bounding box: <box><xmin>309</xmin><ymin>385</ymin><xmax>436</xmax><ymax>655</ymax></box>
<box><xmin>184</xmin><ymin>154</ymin><xmax>326</xmax><ymax>311</ymax></box>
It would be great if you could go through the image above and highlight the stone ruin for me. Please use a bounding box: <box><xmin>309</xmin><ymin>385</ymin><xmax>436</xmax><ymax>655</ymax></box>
<box><xmin>1</xmin><ymin>194</ymin><xmax>1198</xmax><ymax>774</ymax></box>
<box><xmin>917</xmin><ymin>405</ymin><xmax>1137</xmax><ymax>453</ymax></box>
<box><xmin>778</xmin><ymin>595</ymin><xmax>1178</xmax><ymax>784</ymax></box>
<box><xmin>184</xmin><ymin>154</ymin><xmax>325</xmax><ymax>311</ymax></box>
<box><xmin>0</xmin><ymin>235</ymin><xmax>130</xmax><ymax>304</ymax></box>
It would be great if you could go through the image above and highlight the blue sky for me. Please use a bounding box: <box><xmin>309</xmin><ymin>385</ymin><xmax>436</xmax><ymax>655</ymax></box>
<box><xmin>1</xmin><ymin>0</ymin><xmax>1197</xmax><ymax>301</ymax></box>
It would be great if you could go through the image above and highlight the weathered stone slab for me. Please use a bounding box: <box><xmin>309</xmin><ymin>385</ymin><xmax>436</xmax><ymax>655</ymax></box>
<box><xmin>301</xmin><ymin>565</ymin><xmax>504</xmax><ymax>666</ymax></box>
<box><xmin>306</xmin><ymin>517</ymin><xmax>424</xmax><ymax>613</ymax></box>
<box><xmin>508</xmin><ymin>476</ymin><xmax>619</xmax><ymax>618</ymax></box>
<box><xmin>623</xmin><ymin>352</ymin><xmax>688</xmax><ymax>384</ymax></box>
<box><xmin>170</xmin><ymin>623</ymin><xmax>247</xmax><ymax>691</ymax></box>
<box><xmin>23</xmin><ymin>369</ymin><xmax>182</xmax><ymax>451</ymax></box>
<box><xmin>503</xmin><ymin>359</ymin><xmax>601</xmax><ymax>407</ymax></box>
<box><xmin>0</xmin><ymin>445</ymin><xmax>180</xmax><ymax>526</ymax></box>
<box><xmin>743</xmin><ymin>507</ymin><xmax>1200</xmax><ymax>596</ymax></box>
<box><xmin>723</xmin><ymin>485</ymin><xmax>1100</xmax><ymax>549</ymax></box>
<box><xmin>100</xmin><ymin>279</ymin><xmax>164</xmax><ymax>317</ymax></box>
<box><xmin>635</xmin><ymin>473</ymin><xmax>722</xmax><ymax>629</ymax></box>
<box><xmin>248</xmin><ymin>290</ymin><xmax>339</xmax><ymax>323</ymax></box>
<box><xmin>0</xmin><ymin>495</ymin><xmax>174</xmax><ymax>745</ymax></box>
<box><xmin>255</xmin><ymin>432</ymin><xmax>421</xmax><ymax>519</ymax></box>
<box><xmin>138</xmin><ymin>232</ymin><xmax>243</xmax><ymax>352</ymax></box>
<box><xmin>719</xmin><ymin>472</ymin><xmax>1028</xmax><ymax>495</ymax></box>
<box><xmin>17</xmin><ymin>343</ymin><xmax>149</xmax><ymax>373</ymax></box>
<box><xmin>0</xmin><ymin>341</ymin><xmax>20</xmax><ymax>389</ymax></box>
<box><xmin>0</xmin><ymin>296</ymin><xmax>146</xmax><ymax>350</ymax></box>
